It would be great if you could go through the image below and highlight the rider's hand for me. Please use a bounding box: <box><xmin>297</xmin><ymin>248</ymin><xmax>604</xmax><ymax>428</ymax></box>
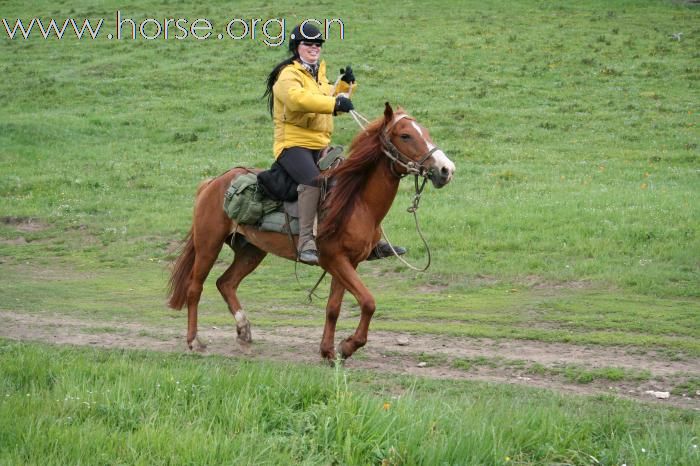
<box><xmin>340</xmin><ymin>66</ymin><xmax>355</xmax><ymax>84</ymax></box>
<box><xmin>334</xmin><ymin>95</ymin><xmax>354</xmax><ymax>115</ymax></box>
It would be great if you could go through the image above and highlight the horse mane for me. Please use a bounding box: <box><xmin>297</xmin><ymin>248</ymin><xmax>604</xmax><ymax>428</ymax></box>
<box><xmin>317</xmin><ymin>117</ymin><xmax>386</xmax><ymax>242</ymax></box>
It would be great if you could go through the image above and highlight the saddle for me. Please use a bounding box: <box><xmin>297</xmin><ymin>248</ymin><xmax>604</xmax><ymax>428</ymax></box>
<box><xmin>223</xmin><ymin>146</ymin><xmax>344</xmax><ymax>235</ymax></box>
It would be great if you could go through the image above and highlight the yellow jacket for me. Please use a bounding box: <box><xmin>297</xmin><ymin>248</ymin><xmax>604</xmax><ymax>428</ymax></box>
<box><xmin>272</xmin><ymin>60</ymin><xmax>352</xmax><ymax>158</ymax></box>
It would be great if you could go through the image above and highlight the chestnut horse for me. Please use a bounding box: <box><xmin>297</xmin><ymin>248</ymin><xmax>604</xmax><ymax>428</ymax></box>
<box><xmin>167</xmin><ymin>102</ymin><xmax>455</xmax><ymax>361</ymax></box>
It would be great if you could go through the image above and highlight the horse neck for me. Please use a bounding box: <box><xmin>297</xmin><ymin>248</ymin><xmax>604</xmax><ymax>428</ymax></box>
<box><xmin>358</xmin><ymin>156</ymin><xmax>401</xmax><ymax>225</ymax></box>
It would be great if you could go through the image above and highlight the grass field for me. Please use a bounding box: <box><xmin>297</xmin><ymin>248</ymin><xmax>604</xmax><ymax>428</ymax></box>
<box><xmin>1</xmin><ymin>0</ymin><xmax>699</xmax><ymax>464</ymax></box>
<box><xmin>1</xmin><ymin>340</ymin><xmax>698</xmax><ymax>465</ymax></box>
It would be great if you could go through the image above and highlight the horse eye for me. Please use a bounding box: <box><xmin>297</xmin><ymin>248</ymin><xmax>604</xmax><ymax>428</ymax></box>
<box><xmin>400</xmin><ymin>134</ymin><xmax>411</xmax><ymax>140</ymax></box>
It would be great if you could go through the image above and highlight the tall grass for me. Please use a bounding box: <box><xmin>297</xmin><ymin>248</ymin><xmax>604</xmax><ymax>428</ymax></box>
<box><xmin>1</xmin><ymin>340</ymin><xmax>698</xmax><ymax>465</ymax></box>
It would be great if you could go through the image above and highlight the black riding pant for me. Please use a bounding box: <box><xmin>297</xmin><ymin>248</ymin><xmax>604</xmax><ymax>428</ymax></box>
<box><xmin>277</xmin><ymin>147</ymin><xmax>322</xmax><ymax>187</ymax></box>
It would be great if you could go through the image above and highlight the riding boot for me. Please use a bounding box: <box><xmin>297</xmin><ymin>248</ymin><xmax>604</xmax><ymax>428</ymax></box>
<box><xmin>297</xmin><ymin>184</ymin><xmax>321</xmax><ymax>265</ymax></box>
<box><xmin>366</xmin><ymin>239</ymin><xmax>407</xmax><ymax>261</ymax></box>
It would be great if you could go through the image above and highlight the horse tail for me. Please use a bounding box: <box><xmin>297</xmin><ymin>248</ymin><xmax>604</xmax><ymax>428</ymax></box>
<box><xmin>167</xmin><ymin>229</ymin><xmax>195</xmax><ymax>309</ymax></box>
<box><xmin>167</xmin><ymin>179</ymin><xmax>212</xmax><ymax>310</ymax></box>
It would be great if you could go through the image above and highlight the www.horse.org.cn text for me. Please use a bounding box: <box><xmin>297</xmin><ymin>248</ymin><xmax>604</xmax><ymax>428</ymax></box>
<box><xmin>1</xmin><ymin>14</ymin><xmax>346</xmax><ymax>46</ymax></box>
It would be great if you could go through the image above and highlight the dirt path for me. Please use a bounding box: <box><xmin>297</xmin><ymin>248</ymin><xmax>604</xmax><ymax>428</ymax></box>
<box><xmin>1</xmin><ymin>310</ymin><xmax>698</xmax><ymax>410</ymax></box>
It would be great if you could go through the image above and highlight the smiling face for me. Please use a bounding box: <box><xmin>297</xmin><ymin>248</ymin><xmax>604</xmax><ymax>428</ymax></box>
<box><xmin>297</xmin><ymin>41</ymin><xmax>322</xmax><ymax>64</ymax></box>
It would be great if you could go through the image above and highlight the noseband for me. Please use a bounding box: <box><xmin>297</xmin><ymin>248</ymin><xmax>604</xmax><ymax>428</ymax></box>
<box><xmin>379</xmin><ymin>114</ymin><xmax>440</xmax><ymax>178</ymax></box>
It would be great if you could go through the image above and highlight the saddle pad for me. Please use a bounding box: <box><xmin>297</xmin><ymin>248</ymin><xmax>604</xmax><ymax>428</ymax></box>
<box><xmin>283</xmin><ymin>201</ymin><xmax>299</xmax><ymax>218</ymax></box>
<box><xmin>258</xmin><ymin>211</ymin><xmax>299</xmax><ymax>235</ymax></box>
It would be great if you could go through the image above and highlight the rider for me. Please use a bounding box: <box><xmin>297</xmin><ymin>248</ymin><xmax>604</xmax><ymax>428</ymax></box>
<box><xmin>263</xmin><ymin>22</ymin><xmax>405</xmax><ymax>265</ymax></box>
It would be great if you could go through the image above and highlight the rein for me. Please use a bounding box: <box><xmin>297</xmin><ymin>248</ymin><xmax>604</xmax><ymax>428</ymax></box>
<box><xmin>348</xmin><ymin>109</ymin><xmax>433</xmax><ymax>272</ymax></box>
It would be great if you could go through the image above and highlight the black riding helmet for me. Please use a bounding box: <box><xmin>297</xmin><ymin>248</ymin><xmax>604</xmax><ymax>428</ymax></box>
<box><xmin>288</xmin><ymin>22</ymin><xmax>325</xmax><ymax>54</ymax></box>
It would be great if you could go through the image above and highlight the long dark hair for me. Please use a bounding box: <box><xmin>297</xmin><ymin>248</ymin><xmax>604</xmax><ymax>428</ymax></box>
<box><xmin>263</xmin><ymin>53</ymin><xmax>297</xmax><ymax>117</ymax></box>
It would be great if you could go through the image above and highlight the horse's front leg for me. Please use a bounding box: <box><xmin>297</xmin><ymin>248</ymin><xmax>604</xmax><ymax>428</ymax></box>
<box><xmin>320</xmin><ymin>276</ymin><xmax>345</xmax><ymax>363</ymax></box>
<box><xmin>327</xmin><ymin>259</ymin><xmax>375</xmax><ymax>360</ymax></box>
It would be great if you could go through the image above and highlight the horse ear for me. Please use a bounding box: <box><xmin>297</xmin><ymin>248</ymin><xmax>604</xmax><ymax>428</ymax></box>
<box><xmin>384</xmin><ymin>102</ymin><xmax>393</xmax><ymax>123</ymax></box>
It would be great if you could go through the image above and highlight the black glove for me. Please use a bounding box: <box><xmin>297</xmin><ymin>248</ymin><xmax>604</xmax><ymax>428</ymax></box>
<box><xmin>340</xmin><ymin>65</ymin><xmax>355</xmax><ymax>84</ymax></box>
<box><xmin>334</xmin><ymin>96</ymin><xmax>354</xmax><ymax>115</ymax></box>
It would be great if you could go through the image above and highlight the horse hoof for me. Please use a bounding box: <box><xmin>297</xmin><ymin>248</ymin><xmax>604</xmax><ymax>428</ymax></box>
<box><xmin>236</xmin><ymin>322</ymin><xmax>252</xmax><ymax>344</ymax></box>
<box><xmin>337</xmin><ymin>341</ymin><xmax>352</xmax><ymax>360</ymax></box>
<box><xmin>320</xmin><ymin>350</ymin><xmax>336</xmax><ymax>365</ymax></box>
<box><xmin>326</xmin><ymin>353</ymin><xmax>344</xmax><ymax>368</ymax></box>
<box><xmin>193</xmin><ymin>337</ymin><xmax>207</xmax><ymax>352</ymax></box>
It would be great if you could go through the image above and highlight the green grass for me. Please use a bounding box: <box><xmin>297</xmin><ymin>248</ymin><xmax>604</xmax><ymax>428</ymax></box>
<box><xmin>1</xmin><ymin>339</ymin><xmax>698</xmax><ymax>466</ymax></box>
<box><xmin>453</xmin><ymin>355</ymin><xmax>520</xmax><ymax>371</ymax></box>
<box><xmin>528</xmin><ymin>362</ymin><xmax>651</xmax><ymax>385</ymax></box>
<box><xmin>672</xmin><ymin>378</ymin><xmax>700</xmax><ymax>398</ymax></box>
<box><xmin>449</xmin><ymin>355</ymin><xmax>652</xmax><ymax>385</ymax></box>
<box><xmin>0</xmin><ymin>0</ymin><xmax>697</xmax><ymax>295</ymax></box>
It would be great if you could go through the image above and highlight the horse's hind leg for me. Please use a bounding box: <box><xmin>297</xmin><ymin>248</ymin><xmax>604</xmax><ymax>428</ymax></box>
<box><xmin>186</xmin><ymin>241</ymin><xmax>223</xmax><ymax>351</ymax></box>
<box><xmin>216</xmin><ymin>236</ymin><xmax>267</xmax><ymax>344</ymax></box>
<box><xmin>186</xmin><ymin>216</ymin><xmax>230</xmax><ymax>351</ymax></box>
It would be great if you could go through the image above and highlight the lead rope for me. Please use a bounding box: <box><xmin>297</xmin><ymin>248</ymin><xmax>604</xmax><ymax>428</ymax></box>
<box><xmin>350</xmin><ymin>109</ymin><xmax>433</xmax><ymax>272</ymax></box>
<box><xmin>379</xmin><ymin>175</ymin><xmax>432</xmax><ymax>272</ymax></box>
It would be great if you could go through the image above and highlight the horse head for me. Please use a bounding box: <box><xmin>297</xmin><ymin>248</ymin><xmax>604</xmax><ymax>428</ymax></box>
<box><xmin>381</xmin><ymin>102</ymin><xmax>455</xmax><ymax>188</ymax></box>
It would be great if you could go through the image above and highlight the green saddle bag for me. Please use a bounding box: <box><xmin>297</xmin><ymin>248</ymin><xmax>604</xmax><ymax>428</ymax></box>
<box><xmin>223</xmin><ymin>173</ymin><xmax>280</xmax><ymax>225</ymax></box>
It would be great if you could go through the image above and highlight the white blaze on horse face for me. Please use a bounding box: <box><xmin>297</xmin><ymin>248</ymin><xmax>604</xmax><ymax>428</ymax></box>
<box><xmin>411</xmin><ymin>121</ymin><xmax>434</xmax><ymax>153</ymax></box>
<box><xmin>411</xmin><ymin>121</ymin><xmax>424</xmax><ymax>138</ymax></box>
<box><xmin>431</xmin><ymin>149</ymin><xmax>455</xmax><ymax>183</ymax></box>
<box><xmin>412</xmin><ymin>122</ymin><xmax>455</xmax><ymax>183</ymax></box>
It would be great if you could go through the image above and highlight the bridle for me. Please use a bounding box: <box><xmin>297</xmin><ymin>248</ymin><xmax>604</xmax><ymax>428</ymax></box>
<box><xmin>380</xmin><ymin>114</ymin><xmax>440</xmax><ymax>178</ymax></box>
<box><xmin>350</xmin><ymin>110</ymin><xmax>440</xmax><ymax>179</ymax></box>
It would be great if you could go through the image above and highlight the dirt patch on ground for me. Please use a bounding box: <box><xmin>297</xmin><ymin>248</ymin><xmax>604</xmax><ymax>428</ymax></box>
<box><xmin>1</xmin><ymin>216</ymin><xmax>48</xmax><ymax>233</ymax></box>
<box><xmin>0</xmin><ymin>217</ymin><xmax>50</xmax><ymax>245</ymax></box>
<box><xmin>0</xmin><ymin>310</ymin><xmax>697</xmax><ymax>410</ymax></box>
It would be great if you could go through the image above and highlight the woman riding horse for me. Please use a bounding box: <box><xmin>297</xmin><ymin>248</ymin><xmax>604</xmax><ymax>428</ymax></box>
<box><xmin>263</xmin><ymin>22</ymin><xmax>405</xmax><ymax>264</ymax></box>
<box><xmin>167</xmin><ymin>102</ymin><xmax>455</xmax><ymax>358</ymax></box>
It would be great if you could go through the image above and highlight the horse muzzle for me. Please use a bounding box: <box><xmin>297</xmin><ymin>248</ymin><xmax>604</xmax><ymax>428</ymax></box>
<box><xmin>427</xmin><ymin>150</ymin><xmax>455</xmax><ymax>188</ymax></box>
